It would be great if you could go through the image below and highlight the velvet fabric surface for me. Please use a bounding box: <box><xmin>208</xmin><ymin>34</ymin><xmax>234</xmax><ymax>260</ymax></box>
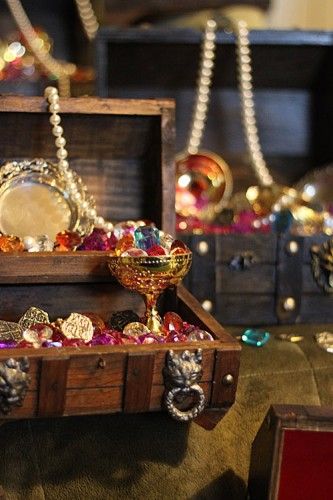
<box><xmin>0</xmin><ymin>324</ymin><xmax>331</xmax><ymax>500</ymax></box>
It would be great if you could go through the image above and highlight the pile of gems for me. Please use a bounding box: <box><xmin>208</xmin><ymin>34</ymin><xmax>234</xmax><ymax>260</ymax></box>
<box><xmin>176</xmin><ymin>184</ymin><xmax>333</xmax><ymax>236</ymax></box>
<box><xmin>0</xmin><ymin>221</ymin><xmax>188</xmax><ymax>254</ymax></box>
<box><xmin>0</xmin><ymin>308</ymin><xmax>214</xmax><ymax>349</ymax></box>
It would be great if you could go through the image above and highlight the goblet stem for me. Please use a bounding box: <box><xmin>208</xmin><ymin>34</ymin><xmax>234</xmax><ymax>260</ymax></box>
<box><xmin>144</xmin><ymin>292</ymin><xmax>162</xmax><ymax>333</ymax></box>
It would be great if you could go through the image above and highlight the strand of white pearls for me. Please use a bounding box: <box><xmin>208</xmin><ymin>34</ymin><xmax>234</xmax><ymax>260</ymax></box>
<box><xmin>186</xmin><ymin>19</ymin><xmax>217</xmax><ymax>155</ymax></box>
<box><xmin>44</xmin><ymin>86</ymin><xmax>113</xmax><ymax>233</ymax></box>
<box><xmin>234</xmin><ymin>20</ymin><xmax>274</xmax><ymax>187</ymax></box>
<box><xmin>75</xmin><ymin>0</ymin><xmax>99</xmax><ymax>41</ymax></box>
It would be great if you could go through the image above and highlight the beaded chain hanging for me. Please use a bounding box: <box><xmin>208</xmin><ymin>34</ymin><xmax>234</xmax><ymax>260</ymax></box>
<box><xmin>0</xmin><ymin>87</ymin><xmax>114</xmax><ymax>250</ymax></box>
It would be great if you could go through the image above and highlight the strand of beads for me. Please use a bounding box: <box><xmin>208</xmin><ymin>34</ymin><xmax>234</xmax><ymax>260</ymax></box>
<box><xmin>44</xmin><ymin>86</ymin><xmax>113</xmax><ymax>234</ymax></box>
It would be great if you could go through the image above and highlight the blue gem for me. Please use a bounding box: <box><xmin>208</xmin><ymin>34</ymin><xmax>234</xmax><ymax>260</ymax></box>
<box><xmin>134</xmin><ymin>226</ymin><xmax>160</xmax><ymax>251</ymax></box>
<box><xmin>272</xmin><ymin>209</ymin><xmax>294</xmax><ymax>233</ymax></box>
<box><xmin>241</xmin><ymin>328</ymin><xmax>270</xmax><ymax>347</ymax></box>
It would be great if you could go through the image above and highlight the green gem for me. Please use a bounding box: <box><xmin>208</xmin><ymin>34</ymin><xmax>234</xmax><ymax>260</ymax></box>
<box><xmin>241</xmin><ymin>328</ymin><xmax>270</xmax><ymax>347</ymax></box>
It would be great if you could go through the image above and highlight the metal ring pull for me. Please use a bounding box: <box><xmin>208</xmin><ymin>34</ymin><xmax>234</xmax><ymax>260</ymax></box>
<box><xmin>0</xmin><ymin>357</ymin><xmax>30</xmax><ymax>415</ymax></box>
<box><xmin>163</xmin><ymin>349</ymin><xmax>205</xmax><ymax>422</ymax></box>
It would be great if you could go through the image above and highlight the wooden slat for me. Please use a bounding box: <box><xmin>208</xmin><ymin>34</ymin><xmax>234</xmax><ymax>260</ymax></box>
<box><xmin>124</xmin><ymin>353</ymin><xmax>155</xmax><ymax>412</ymax></box>
<box><xmin>215</xmin><ymin>294</ymin><xmax>277</xmax><ymax>325</ymax></box>
<box><xmin>66</xmin><ymin>353</ymin><xmax>126</xmax><ymax>388</ymax></box>
<box><xmin>64</xmin><ymin>386</ymin><xmax>123</xmax><ymax>415</ymax></box>
<box><xmin>38</xmin><ymin>357</ymin><xmax>69</xmax><ymax>417</ymax></box>
<box><xmin>0</xmin><ymin>96</ymin><xmax>174</xmax><ymax>115</ymax></box>
<box><xmin>0</xmin><ymin>284</ymin><xmax>143</xmax><ymax>322</ymax></box>
<box><xmin>211</xmin><ymin>350</ymin><xmax>240</xmax><ymax>408</ymax></box>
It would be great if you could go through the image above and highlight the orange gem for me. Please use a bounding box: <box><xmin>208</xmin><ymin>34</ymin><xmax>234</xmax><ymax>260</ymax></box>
<box><xmin>0</xmin><ymin>235</ymin><xmax>24</xmax><ymax>252</ymax></box>
<box><xmin>115</xmin><ymin>234</ymin><xmax>135</xmax><ymax>256</ymax></box>
<box><xmin>55</xmin><ymin>230</ymin><xmax>82</xmax><ymax>250</ymax></box>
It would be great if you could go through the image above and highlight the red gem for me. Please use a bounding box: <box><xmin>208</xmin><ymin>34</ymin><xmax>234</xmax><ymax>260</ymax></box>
<box><xmin>165</xmin><ymin>332</ymin><xmax>188</xmax><ymax>343</ymax></box>
<box><xmin>62</xmin><ymin>338</ymin><xmax>86</xmax><ymax>347</ymax></box>
<box><xmin>170</xmin><ymin>239</ymin><xmax>189</xmax><ymax>252</ymax></box>
<box><xmin>163</xmin><ymin>311</ymin><xmax>183</xmax><ymax>332</ymax></box>
<box><xmin>146</xmin><ymin>245</ymin><xmax>167</xmax><ymax>256</ymax></box>
<box><xmin>55</xmin><ymin>230</ymin><xmax>82</xmax><ymax>250</ymax></box>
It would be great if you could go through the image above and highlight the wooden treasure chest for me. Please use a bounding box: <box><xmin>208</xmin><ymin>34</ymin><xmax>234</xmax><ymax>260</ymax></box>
<box><xmin>96</xmin><ymin>28</ymin><xmax>333</xmax><ymax>326</ymax></box>
<box><xmin>0</xmin><ymin>95</ymin><xmax>240</xmax><ymax>430</ymax></box>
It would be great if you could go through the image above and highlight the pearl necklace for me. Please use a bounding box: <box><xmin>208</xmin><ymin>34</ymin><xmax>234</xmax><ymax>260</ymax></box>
<box><xmin>45</xmin><ymin>86</ymin><xmax>114</xmax><ymax>234</ymax></box>
<box><xmin>6</xmin><ymin>0</ymin><xmax>75</xmax><ymax>96</ymax></box>
<box><xmin>234</xmin><ymin>20</ymin><xmax>274</xmax><ymax>187</ymax></box>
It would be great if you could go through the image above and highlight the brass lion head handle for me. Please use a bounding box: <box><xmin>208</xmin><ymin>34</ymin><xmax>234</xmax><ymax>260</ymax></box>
<box><xmin>311</xmin><ymin>238</ymin><xmax>333</xmax><ymax>293</ymax></box>
<box><xmin>163</xmin><ymin>349</ymin><xmax>205</xmax><ymax>422</ymax></box>
<box><xmin>0</xmin><ymin>357</ymin><xmax>30</xmax><ymax>415</ymax></box>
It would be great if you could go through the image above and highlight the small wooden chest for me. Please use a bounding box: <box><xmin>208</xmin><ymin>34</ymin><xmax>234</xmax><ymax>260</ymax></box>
<box><xmin>248</xmin><ymin>405</ymin><xmax>333</xmax><ymax>500</ymax></box>
<box><xmin>0</xmin><ymin>96</ymin><xmax>240</xmax><ymax>429</ymax></box>
<box><xmin>182</xmin><ymin>232</ymin><xmax>333</xmax><ymax>325</ymax></box>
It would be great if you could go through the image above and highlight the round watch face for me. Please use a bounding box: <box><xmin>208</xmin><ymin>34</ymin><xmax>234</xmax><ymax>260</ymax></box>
<box><xmin>0</xmin><ymin>159</ymin><xmax>93</xmax><ymax>240</ymax></box>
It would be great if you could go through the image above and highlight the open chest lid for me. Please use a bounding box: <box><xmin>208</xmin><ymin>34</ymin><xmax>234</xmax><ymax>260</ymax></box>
<box><xmin>0</xmin><ymin>95</ymin><xmax>176</xmax><ymax>236</ymax></box>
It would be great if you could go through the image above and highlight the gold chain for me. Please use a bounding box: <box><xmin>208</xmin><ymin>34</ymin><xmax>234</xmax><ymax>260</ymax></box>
<box><xmin>6</xmin><ymin>0</ymin><xmax>76</xmax><ymax>96</ymax></box>
<box><xmin>74</xmin><ymin>0</ymin><xmax>99</xmax><ymax>41</ymax></box>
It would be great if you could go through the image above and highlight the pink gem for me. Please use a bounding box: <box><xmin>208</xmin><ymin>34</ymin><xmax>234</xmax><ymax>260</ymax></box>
<box><xmin>79</xmin><ymin>229</ymin><xmax>116</xmax><ymax>251</ymax></box>
<box><xmin>121</xmin><ymin>247</ymin><xmax>148</xmax><ymax>257</ymax></box>
<box><xmin>139</xmin><ymin>333</ymin><xmax>161</xmax><ymax>344</ymax></box>
<box><xmin>187</xmin><ymin>328</ymin><xmax>214</xmax><ymax>341</ymax></box>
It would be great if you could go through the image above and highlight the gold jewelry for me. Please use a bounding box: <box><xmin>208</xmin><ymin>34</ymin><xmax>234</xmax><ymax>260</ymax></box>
<box><xmin>5</xmin><ymin>0</ymin><xmax>76</xmax><ymax>96</ymax></box>
<box><xmin>0</xmin><ymin>87</ymin><xmax>114</xmax><ymax>242</ymax></box>
<box><xmin>176</xmin><ymin>19</ymin><xmax>233</xmax><ymax>222</ymax></box>
<box><xmin>75</xmin><ymin>0</ymin><xmax>99</xmax><ymax>41</ymax></box>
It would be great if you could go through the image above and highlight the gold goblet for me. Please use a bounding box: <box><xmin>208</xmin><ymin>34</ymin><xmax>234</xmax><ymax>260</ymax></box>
<box><xmin>108</xmin><ymin>253</ymin><xmax>192</xmax><ymax>333</ymax></box>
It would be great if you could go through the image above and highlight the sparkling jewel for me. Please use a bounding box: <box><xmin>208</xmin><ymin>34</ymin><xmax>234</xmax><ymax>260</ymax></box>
<box><xmin>60</xmin><ymin>313</ymin><xmax>94</xmax><ymax>342</ymax></box>
<box><xmin>241</xmin><ymin>328</ymin><xmax>270</xmax><ymax>347</ymax></box>
<box><xmin>165</xmin><ymin>332</ymin><xmax>188</xmax><ymax>343</ymax></box>
<box><xmin>80</xmin><ymin>228</ymin><xmax>116</xmax><ymax>251</ymax></box>
<box><xmin>139</xmin><ymin>333</ymin><xmax>161</xmax><ymax>344</ymax></box>
<box><xmin>0</xmin><ymin>235</ymin><xmax>24</xmax><ymax>252</ymax></box>
<box><xmin>0</xmin><ymin>341</ymin><xmax>17</xmax><ymax>349</ymax></box>
<box><xmin>314</xmin><ymin>331</ymin><xmax>333</xmax><ymax>353</ymax></box>
<box><xmin>159</xmin><ymin>231</ymin><xmax>174</xmax><ymax>250</ymax></box>
<box><xmin>187</xmin><ymin>329</ymin><xmax>214</xmax><ymax>341</ymax></box>
<box><xmin>163</xmin><ymin>312</ymin><xmax>183</xmax><ymax>332</ymax></box>
<box><xmin>115</xmin><ymin>234</ymin><xmax>135</xmax><ymax>255</ymax></box>
<box><xmin>134</xmin><ymin>226</ymin><xmax>160</xmax><ymax>251</ymax></box>
<box><xmin>113</xmin><ymin>221</ymin><xmax>137</xmax><ymax>239</ymax></box>
<box><xmin>271</xmin><ymin>209</ymin><xmax>294</xmax><ymax>233</ymax></box>
<box><xmin>121</xmin><ymin>247</ymin><xmax>148</xmax><ymax>257</ymax></box>
<box><xmin>55</xmin><ymin>230</ymin><xmax>82</xmax><ymax>250</ymax></box>
<box><xmin>90</xmin><ymin>331</ymin><xmax>121</xmax><ymax>346</ymax></box>
<box><xmin>146</xmin><ymin>245</ymin><xmax>166</xmax><ymax>256</ymax></box>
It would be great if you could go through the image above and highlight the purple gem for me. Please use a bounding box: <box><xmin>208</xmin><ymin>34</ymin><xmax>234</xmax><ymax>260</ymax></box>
<box><xmin>138</xmin><ymin>333</ymin><xmax>162</xmax><ymax>344</ymax></box>
<box><xmin>79</xmin><ymin>229</ymin><xmax>116</xmax><ymax>251</ymax></box>
<box><xmin>0</xmin><ymin>341</ymin><xmax>17</xmax><ymax>349</ymax></box>
<box><xmin>90</xmin><ymin>332</ymin><xmax>121</xmax><ymax>345</ymax></box>
<box><xmin>134</xmin><ymin>226</ymin><xmax>160</xmax><ymax>251</ymax></box>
